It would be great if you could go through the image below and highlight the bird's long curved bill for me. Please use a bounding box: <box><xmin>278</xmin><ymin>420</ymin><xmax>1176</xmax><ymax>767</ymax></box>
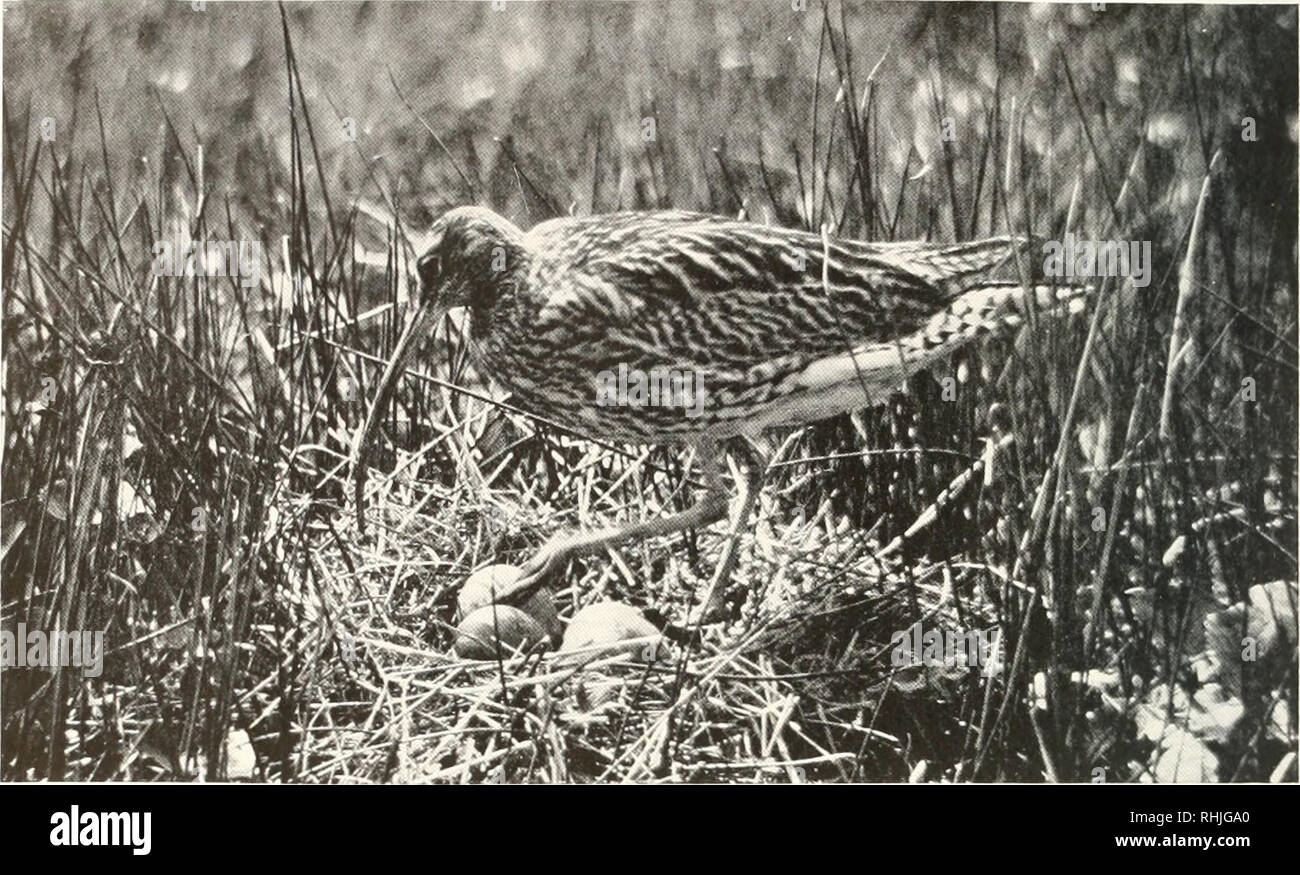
<box><xmin>353</xmin><ymin>299</ymin><xmax>442</xmax><ymax>532</ymax></box>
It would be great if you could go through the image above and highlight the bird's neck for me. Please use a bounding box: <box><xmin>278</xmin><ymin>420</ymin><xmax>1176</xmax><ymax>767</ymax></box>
<box><xmin>466</xmin><ymin>237</ymin><xmax>530</xmax><ymax>347</ymax></box>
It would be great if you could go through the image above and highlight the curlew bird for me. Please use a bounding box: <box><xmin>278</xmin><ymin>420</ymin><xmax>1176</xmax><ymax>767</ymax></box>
<box><xmin>355</xmin><ymin>207</ymin><xmax>1089</xmax><ymax>621</ymax></box>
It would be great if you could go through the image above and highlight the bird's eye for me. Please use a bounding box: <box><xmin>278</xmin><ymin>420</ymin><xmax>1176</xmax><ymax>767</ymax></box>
<box><xmin>416</xmin><ymin>252</ymin><xmax>441</xmax><ymax>290</ymax></box>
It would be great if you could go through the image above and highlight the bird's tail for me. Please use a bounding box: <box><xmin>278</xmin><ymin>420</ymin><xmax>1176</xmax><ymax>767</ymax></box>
<box><xmin>778</xmin><ymin>278</ymin><xmax>1095</xmax><ymax>420</ymax></box>
<box><xmin>916</xmin><ymin>280</ymin><xmax>1094</xmax><ymax>350</ymax></box>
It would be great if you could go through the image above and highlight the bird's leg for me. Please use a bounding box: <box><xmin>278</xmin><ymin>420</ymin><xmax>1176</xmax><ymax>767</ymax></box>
<box><xmin>689</xmin><ymin>437</ymin><xmax>768</xmax><ymax>625</ymax></box>
<box><xmin>492</xmin><ymin>443</ymin><xmax>730</xmax><ymax>606</ymax></box>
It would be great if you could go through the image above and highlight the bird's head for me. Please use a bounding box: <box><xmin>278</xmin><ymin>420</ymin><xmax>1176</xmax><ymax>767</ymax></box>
<box><xmin>353</xmin><ymin>206</ymin><xmax>525</xmax><ymax>531</ymax></box>
<box><xmin>413</xmin><ymin>206</ymin><xmax>527</xmax><ymax>317</ymax></box>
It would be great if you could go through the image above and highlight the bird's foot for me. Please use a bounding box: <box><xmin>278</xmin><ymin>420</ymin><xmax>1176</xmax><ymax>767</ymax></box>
<box><xmin>503</xmin><ymin>534</ymin><xmax>571</xmax><ymax>603</ymax></box>
<box><xmin>685</xmin><ymin>588</ymin><xmax>734</xmax><ymax>627</ymax></box>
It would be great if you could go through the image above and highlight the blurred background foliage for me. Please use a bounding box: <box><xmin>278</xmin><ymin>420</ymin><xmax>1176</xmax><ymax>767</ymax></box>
<box><xmin>5</xmin><ymin>2</ymin><xmax>1295</xmax><ymax>233</ymax></box>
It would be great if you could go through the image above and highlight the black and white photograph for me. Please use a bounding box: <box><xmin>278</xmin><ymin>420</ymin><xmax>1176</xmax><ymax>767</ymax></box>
<box><xmin>1</xmin><ymin>0</ymin><xmax>1296</xmax><ymax>823</ymax></box>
